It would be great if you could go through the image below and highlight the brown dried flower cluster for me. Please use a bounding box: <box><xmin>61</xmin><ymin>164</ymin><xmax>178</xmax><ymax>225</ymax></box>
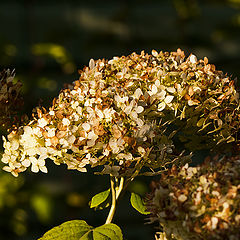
<box><xmin>147</xmin><ymin>155</ymin><xmax>240</xmax><ymax>240</ymax></box>
<box><xmin>0</xmin><ymin>69</ymin><xmax>23</xmax><ymax>130</ymax></box>
<box><xmin>1</xmin><ymin>49</ymin><xmax>239</xmax><ymax>177</ymax></box>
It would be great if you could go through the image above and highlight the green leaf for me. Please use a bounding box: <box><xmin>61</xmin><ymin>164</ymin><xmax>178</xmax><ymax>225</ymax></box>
<box><xmin>94</xmin><ymin>196</ymin><xmax>111</xmax><ymax>211</ymax></box>
<box><xmin>90</xmin><ymin>189</ymin><xmax>110</xmax><ymax>208</ymax></box>
<box><xmin>38</xmin><ymin>220</ymin><xmax>123</xmax><ymax>240</ymax></box>
<box><xmin>38</xmin><ymin>220</ymin><xmax>93</xmax><ymax>240</ymax></box>
<box><xmin>92</xmin><ymin>224</ymin><xmax>123</xmax><ymax>240</ymax></box>
<box><xmin>130</xmin><ymin>192</ymin><xmax>150</xmax><ymax>215</ymax></box>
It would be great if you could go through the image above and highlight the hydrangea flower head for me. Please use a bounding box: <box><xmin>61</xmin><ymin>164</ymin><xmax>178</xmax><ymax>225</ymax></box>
<box><xmin>1</xmin><ymin>49</ymin><xmax>239</xmax><ymax>177</ymax></box>
<box><xmin>146</xmin><ymin>155</ymin><xmax>240</xmax><ymax>240</ymax></box>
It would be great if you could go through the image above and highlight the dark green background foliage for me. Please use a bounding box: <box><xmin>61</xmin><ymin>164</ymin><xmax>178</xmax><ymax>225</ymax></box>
<box><xmin>0</xmin><ymin>0</ymin><xmax>239</xmax><ymax>239</ymax></box>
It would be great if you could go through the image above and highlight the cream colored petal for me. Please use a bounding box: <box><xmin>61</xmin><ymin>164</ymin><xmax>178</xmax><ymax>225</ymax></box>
<box><xmin>22</xmin><ymin>159</ymin><xmax>31</xmax><ymax>167</ymax></box>
<box><xmin>164</xmin><ymin>95</ymin><xmax>174</xmax><ymax>104</ymax></box>
<box><xmin>135</xmin><ymin>106</ymin><xmax>144</xmax><ymax>114</ymax></box>
<box><xmin>3</xmin><ymin>166</ymin><xmax>13</xmax><ymax>172</ymax></box>
<box><xmin>40</xmin><ymin>166</ymin><xmax>48</xmax><ymax>173</ymax></box>
<box><xmin>31</xmin><ymin>164</ymin><xmax>39</xmax><ymax>173</ymax></box>
<box><xmin>82</xmin><ymin>123</ymin><xmax>91</xmax><ymax>131</ymax></box>
<box><xmin>158</xmin><ymin>102</ymin><xmax>166</xmax><ymax>111</ymax></box>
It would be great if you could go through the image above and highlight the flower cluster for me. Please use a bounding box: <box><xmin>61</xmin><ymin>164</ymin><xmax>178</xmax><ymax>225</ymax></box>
<box><xmin>0</xmin><ymin>51</ymin><xmax>186</xmax><ymax>177</ymax></box>
<box><xmin>1</xmin><ymin>49</ymin><xmax>239</xmax><ymax>177</ymax></box>
<box><xmin>147</xmin><ymin>155</ymin><xmax>240</xmax><ymax>240</ymax></box>
<box><xmin>0</xmin><ymin>69</ymin><xmax>23</xmax><ymax>130</ymax></box>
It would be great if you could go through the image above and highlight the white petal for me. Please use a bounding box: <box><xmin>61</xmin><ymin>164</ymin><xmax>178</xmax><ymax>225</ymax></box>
<box><xmin>166</xmin><ymin>87</ymin><xmax>176</xmax><ymax>93</ymax></box>
<box><xmin>178</xmin><ymin>194</ymin><xmax>187</xmax><ymax>202</ymax></box>
<box><xmin>62</xmin><ymin>118</ymin><xmax>70</xmax><ymax>126</ymax></box>
<box><xmin>165</xmin><ymin>95</ymin><xmax>174</xmax><ymax>104</ymax></box>
<box><xmin>96</xmin><ymin>108</ymin><xmax>104</xmax><ymax>119</ymax></box>
<box><xmin>189</xmin><ymin>54</ymin><xmax>197</xmax><ymax>64</ymax></box>
<box><xmin>122</xmin><ymin>96</ymin><xmax>129</xmax><ymax>103</ymax></box>
<box><xmin>152</xmin><ymin>49</ymin><xmax>158</xmax><ymax>57</ymax></box>
<box><xmin>130</xmin><ymin>111</ymin><xmax>138</xmax><ymax>119</ymax></box>
<box><xmin>150</xmin><ymin>84</ymin><xmax>158</xmax><ymax>95</ymax></box>
<box><xmin>158</xmin><ymin>102</ymin><xmax>166</xmax><ymax>111</ymax></box>
<box><xmin>89</xmin><ymin>58</ymin><xmax>95</xmax><ymax>70</ymax></box>
<box><xmin>40</xmin><ymin>166</ymin><xmax>48</xmax><ymax>173</ymax></box>
<box><xmin>11</xmin><ymin>140</ymin><xmax>19</xmax><ymax>151</ymax></box>
<box><xmin>1</xmin><ymin>154</ymin><xmax>10</xmax><ymax>164</ymax></box>
<box><xmin>155</xmin><ymin>80</ymin><xmax>160</xmax><ymax>87</ymax></box>
<box><xmin>188</xmin><ymin>99</ymin><xmax>199</xmax><ymax>106</ymax></box>
<box><xmin>38</xmin><ymin>118</ymin><xmax>48</xmax><ymax>128</ymax></box>
<box><xmin>87</xmin><ymin>139</ymin><xmax>96</xmax><ymax>147</ymax></box>
<box><xmin>39</xmin><ymin>147</ymin><xmax>48</xmax><ymax>155</ymax></box>
<box><xmin>31</xmin><ymin>164</ymin><xmax>39</xmax><ymax>173</ymax></box>
<box><xmin>87</xmin><ymin>131</ymin><xmax>97</xmax><ymax>140</ymax></box>
<box><xmin>78</xmin><ymin>167</ymin><xmax>87</xmax><ymax>172</ymax></box>
<box><xmin>49</xmin><ymin>110</ymin><xmax>55</xmax><ymax>116</ymax></box>
<box><xmin>11</xmin><ymin>171</ymin><xmax>19</xmax><ymax>177</ymax></box>
<box><xmin>3</xmin><ymin>166</ymin><xmax>13</xmax><ymax>172</ymax></box>
<box><xmin>13</xmin><ymin>162</ymin><xmax>21</xmax><ymax>168</ymax></box>
<box><xmin>48</xmin><ymin>128</ymin><xmax>56</xmax><ymax>137</ymax></box>
<box><xmin>124</xmin><ymin>105</ymin><xmax>132</xmax><ymax>115</ymax></box>
<box><xmin>133</xmin><ymin>88</ymin><xmax>143</xmax><ymax>99</ymax></box>
<box><xmin>157</xmin><ymin>90</ymin><xmax>166</xmax><ymax>100</ymax></box>
<box><xmin>23</xmin><ymin>126</ymin><xmax>33</xmax><ymax>135</ymax></box>
<box><xmin>135</xmin><ymin>106</ymin><xmax>144</xmax><ymax>114</ymax></box>
<box><xmin>136</xmin><ymin>118</ymin><xmax>144</xmax><ymax>127</ymax></box>
<box><xmin>22</xmin><ymin>159</ymin><xmax>31</xmax><ymax>167</ymax></box>
<box><xmin>38</xmin><ymin>159</ymin><xmax>46</xmax><ymax>167</ymax></box>
<box><xmin>68</xmin><ymin>135</ymin><xmax>76</xmax><ymax>144</ymax></box>
<box><xmin>82</xmin><ymin>123</ymin><xmax>91</xmax><ymax>131</ymax></box>
<box><xmin>26</xmin><ymin>147</ymin><xmax>38</xmax><ymax>156</ymax></box>
<box><xmin>29</xmin><ymin>157</ymin><xmax>38</xmax><ymax>164</ymax></box>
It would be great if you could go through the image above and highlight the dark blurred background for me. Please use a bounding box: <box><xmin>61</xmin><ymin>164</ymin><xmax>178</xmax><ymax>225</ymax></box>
<box><xmin>0</xmin><ymin>0</ymin><xmax>239</xmax><ymax>239</ymax></box>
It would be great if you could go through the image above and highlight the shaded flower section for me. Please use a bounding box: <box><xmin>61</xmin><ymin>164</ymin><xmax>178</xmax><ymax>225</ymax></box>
<box><xmin>1</xmin><ymin>49</ymin><xmax>239</xmax><ymax>177</ymax></box>
<box><xmin>146</xmin><ymin>155</ymin><xmax>240</xmax><ymax>240</ymax></box>
<box><xmin>0</xmin><ymin>69</ymin><xmax>23</xmax><ymax>130</ymax></box>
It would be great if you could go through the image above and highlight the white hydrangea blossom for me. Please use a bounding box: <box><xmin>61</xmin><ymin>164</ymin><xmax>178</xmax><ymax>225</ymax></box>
<box><xmin>1</xmin><ymin>50</ymin><xmax>198</xmax><ymax>177</ymax></box>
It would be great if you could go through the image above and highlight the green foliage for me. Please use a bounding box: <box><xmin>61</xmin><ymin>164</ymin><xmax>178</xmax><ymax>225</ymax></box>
<box><xmin>89</xmin><ymin>189</ymin><xmax>110</xmax><ymax>209</ymax></box>
<box><xmin>89</xmin><ymin>224</ymin><xmax>123</xmax><ymax>240</ymax></box>
<box><xmin>38</xmin><ymin>220</ymin><xmax>123</xmax><ymax>240</ymax></box>
<box><xmin>130</xmin><ymin>192</ymin><xmax>150</xmax><ymax>215</ymax></box>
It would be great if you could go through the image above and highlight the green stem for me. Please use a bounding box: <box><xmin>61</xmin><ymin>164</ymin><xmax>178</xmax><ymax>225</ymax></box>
<box><xmin>105</xmin><ymin>176</ymin><xmax>116</xmax><ymax>224</ymax></box>
<box><xmin>116</xmin><ymin>177</ymin><xmax>124</xmax><ymax>199</ymax></box>
<box><xmin>105</xmin><ymin>176</ymin><xmax>125</xmax><ymax>224</ymax></box>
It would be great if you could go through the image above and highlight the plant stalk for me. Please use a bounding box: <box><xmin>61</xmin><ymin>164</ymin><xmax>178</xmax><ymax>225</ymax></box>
<box><xmin>105</xmin><ymin>176</ymin><xmax>124</xmax><ymax>224</ymax></box>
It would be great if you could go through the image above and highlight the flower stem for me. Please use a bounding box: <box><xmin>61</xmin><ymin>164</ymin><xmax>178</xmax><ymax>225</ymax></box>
<box><xmin>105</xmin><ymin>176</ymin><xmax>116</xmax><ymax>224</ymax></box>
<box><xmin>105</xmin><ymin>176</ymin><xmax>124</xmax><ymax>224</ymax></box>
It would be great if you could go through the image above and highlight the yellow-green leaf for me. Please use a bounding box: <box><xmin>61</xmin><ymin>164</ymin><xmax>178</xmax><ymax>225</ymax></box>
<box><xmin>90</xmin><ymin>189</ymin><xmax>110</xmax><ymax>208</ymax></box>
<box><xmin>91</xmin><ymin>223</ymin><xmax>123</xmax><ymax>240</ymax></box>
<box><xmin>38</xmin><ymin>220</ymin><xmax>123</xmax><ymax>240</ymax></box>
<box><xmin>38</xmin><ymin>220</ymin><xmax>93</xmax><ymax>240</ymax></box>
<box><xmin>130</xmin><ymin>192</ymin><xmax>150</xmax><ymax>215</ymax></box>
